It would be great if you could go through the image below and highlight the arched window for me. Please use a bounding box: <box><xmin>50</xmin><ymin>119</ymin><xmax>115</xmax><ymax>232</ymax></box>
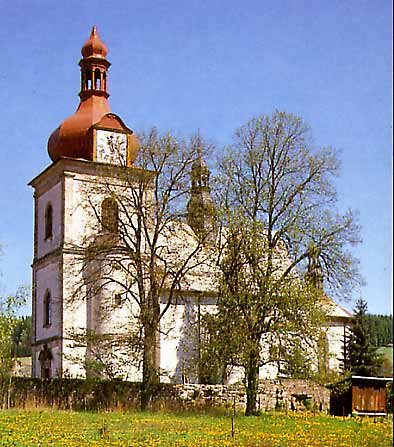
<box><xmin>94</xmin><ymin>68</ymin><xmax>101</xmax><ymax>90</ymax></box>
<box><xmin>101</xmin><ymin>198</ymin><xmax>119</xmax><ymax>233</ymax></box>
<box><xmin>43</xmin><ymin>290</ymin><xmax>52</xmax><ymax>327</ymax></box>
<box><xmin>86</xmin><ymin>68</ymin><xmax>92</xmax><ymax>89</ymax></box>
<box><xmin>45</xmin><ymin>203</ymin><xmax>53</xmax><ymax>240</ymax></box>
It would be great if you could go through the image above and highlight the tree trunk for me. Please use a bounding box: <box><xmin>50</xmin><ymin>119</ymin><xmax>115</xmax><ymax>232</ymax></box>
<box><xmin>245</xmin><ymin>349</ymin><xmax>259</xmax><ymax>416</ymax></box>
<box><xmin>141</xmin><ymin>317</ymin><xmax>159</xmax><ymax>411</ymax></box>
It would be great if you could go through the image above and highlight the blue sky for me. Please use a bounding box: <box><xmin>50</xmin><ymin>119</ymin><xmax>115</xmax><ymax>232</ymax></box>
<box><xmin>0</xmin><ymin>0</ymin><xmax>391</xmax><ymax>315</ymax></box>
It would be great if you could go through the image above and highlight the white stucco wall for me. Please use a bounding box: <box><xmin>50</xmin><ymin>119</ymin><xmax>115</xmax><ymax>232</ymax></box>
<box><xmin>160</xmin><ymin>301</ymin><xmax>197</xmax><ymax>383</ymax></box>
<box><xmin>36</xmin><ymin>182</ymin><xmax>62</xmax><ymax>259</ymax></box>
<box><xmin>34</xmin><ymin>262</ymin><xmax>61</xmax><ymax>341</ymax></box>
<box><xmin>326</xmin><ymin>320</ymin><xmax>349</xmax><ymax>372</ymax></box>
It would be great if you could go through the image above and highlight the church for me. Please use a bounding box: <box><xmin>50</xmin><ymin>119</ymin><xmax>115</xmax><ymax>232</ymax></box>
<box><xmin>29</xmin><ymin>27</ymin><xmax>352</xmax><ymax>382</ymax></box>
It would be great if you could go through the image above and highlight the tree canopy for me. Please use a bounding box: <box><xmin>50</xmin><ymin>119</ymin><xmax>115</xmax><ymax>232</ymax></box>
<box><xmin>209</xmin><ymin>111</ymin><xmax>361</xmax><ymax>414</ymax></box>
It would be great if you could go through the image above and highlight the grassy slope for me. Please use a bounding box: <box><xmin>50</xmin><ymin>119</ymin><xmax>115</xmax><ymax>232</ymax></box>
<box><xmin>0</xmin><ymin>410</ymin><xmax>392</xmax><ymax>447</ymax></box>
<box><xmin>377</xmin><ymin>346</ymin><xmax>393</xmax><ymax>377</ymax></box>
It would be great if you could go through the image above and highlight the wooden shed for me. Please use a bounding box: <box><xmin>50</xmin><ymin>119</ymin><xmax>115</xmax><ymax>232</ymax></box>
<box><xmin>351</xmin><ymin>376</ymin><xmax>392</xmax><ymax>416</ymax></box>
<box><xmin>330</xmin><ymin>376</ymin><xmax>392</xmax><ymax>416</ymax></box>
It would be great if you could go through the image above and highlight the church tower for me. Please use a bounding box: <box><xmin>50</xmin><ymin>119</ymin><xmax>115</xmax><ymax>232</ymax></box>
<box><xmin>187</xmin><ymin>147</ymin><xmax>216</xmax><ymax>241</ymax></box>
<box><xmin>29</xmin><ymin>27</ymin><xmax>140</xmax><ymax>378</ymax></box>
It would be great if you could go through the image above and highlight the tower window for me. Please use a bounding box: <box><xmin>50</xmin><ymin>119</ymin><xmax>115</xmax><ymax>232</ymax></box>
<box><xmin>43</xmin><ymin>290</ymin><xmax>52</xmax><ymax>327</ymax></box>
<box><xmin>101</xmin><ymin>198</ymin><xmax>119</xmax><ymax>233</ymax></box>
<box><xmin>45</xmin><ymin>203</ymin><xmax>53</xmax><ymax>240</ymax></box>
<box><xmin>86</xmin><ymin>68</ymin><xmax>92</xmax><ymax>89</ymax></box>
<box><xmin>94</xmin><ymin>68</ymin><xmax>101</xmax><ymax>90</ymax></box>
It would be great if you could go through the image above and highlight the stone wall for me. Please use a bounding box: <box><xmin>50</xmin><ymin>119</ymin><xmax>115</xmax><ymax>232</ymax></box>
<box><xmin>1</xmin><ymin>377</ymin><xmax>329</xmax><ymax>412</ymax></box>
<box><xmin>172</xmin><ymin>379</ymin><xmax>329</xmax><ymax>412</ymax></box>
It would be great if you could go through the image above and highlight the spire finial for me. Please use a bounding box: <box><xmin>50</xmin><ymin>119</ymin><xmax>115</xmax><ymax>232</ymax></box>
<box><xmin>81</xmin><ymin>26</ymin><xmax>108</xmax><ymax>59</ymax></box>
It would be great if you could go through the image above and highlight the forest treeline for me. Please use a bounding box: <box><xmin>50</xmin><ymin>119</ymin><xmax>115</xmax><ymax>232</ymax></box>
<box><xmin>365</xmin><ymin>314</ymin><xmax>393</xmax><ymax>347</ymax></box>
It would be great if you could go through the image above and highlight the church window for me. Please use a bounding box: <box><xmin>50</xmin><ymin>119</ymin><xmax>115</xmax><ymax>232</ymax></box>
<box><xmin>43</xmin><ymin>290</ymin><xmax>52</xmax><ymax>327</ymax></box>
<box><xmin>45</xmin><ymin>203</ymin><xmax>53</xmax><ymax>240</ymax></box>
<box><xmin>101</xmin><ymin>198</ymin><xmax>119</xmax><ymax>233</ymax></box>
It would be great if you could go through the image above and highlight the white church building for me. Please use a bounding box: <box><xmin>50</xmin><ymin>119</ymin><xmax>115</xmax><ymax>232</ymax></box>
<box><xmin>30</xmin><ymin>27</ymin><xmax>352</xmax><ymax>382</ymax></box>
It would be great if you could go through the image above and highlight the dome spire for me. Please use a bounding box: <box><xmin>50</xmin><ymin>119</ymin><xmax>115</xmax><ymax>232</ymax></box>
<box><xmin>79</xmin><ymin>26</ymin><xmax>111</xmax><ymax>100</ymax></box>
<box><xmin>81</xmin><ymin>26</ymin><xmax>109</xmax><ymax>59</ymax></box>
<box><xmin>48</xmin><ymin>27</ymin><xmax>139</xmax><ymax>165</ymax></box>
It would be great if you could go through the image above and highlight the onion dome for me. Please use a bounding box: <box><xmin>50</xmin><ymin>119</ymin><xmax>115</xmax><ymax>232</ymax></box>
<box><xmin>81</xmin><ymin>25</ymin><xmax>108</xmax><ymax>59</ymax></box>
<box><xmin>48</xmin><ymin>26</ymin><xmax>139</xmax><ymax>166</ymax></box>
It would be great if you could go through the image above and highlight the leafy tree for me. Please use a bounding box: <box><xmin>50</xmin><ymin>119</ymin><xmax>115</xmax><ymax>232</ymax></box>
<box><xmin>212</xmin><ymin>111</ymin><xmax>361</xmax><ymax>415</ymax></box>
<box><xmin>347</xmin><ymin>298</ymin><xmax>383</xmax><ymax>376</ymax></box>
<box><xmin>0</xmin><ymin>287</ymin><xmax>28</xmax><ymax>377</ymax></box>
<box><xmin>69</xmin><ymin>129</ymin><xmax>214</xmax><ymax>409</ymax></box>
<box><xmin>11</xmin><ymin>316</ymin><xmax>32</xmax><ymax>357</ymax></box>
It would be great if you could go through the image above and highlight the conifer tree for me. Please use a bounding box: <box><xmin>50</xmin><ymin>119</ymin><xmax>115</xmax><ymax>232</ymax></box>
<box><xmin>347</xmin><ymin>298</ymin><xmax>382</xmax><ymax>376</ymax></box>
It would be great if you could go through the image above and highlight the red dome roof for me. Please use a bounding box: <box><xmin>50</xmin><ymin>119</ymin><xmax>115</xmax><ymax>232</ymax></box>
<box><xmin>47</xmin><ymin>27</ymin><xmax>139</xmax><ymax>165</ymax></box>
<box><xmin>81</xmin><ymin>26</ymin><xmax>108</xmax><ymax>59</ymax></box>
<box><xmin>48</xmin><ymin>95</ymin><xmax>111</xmax><ymax>162</ymax></box>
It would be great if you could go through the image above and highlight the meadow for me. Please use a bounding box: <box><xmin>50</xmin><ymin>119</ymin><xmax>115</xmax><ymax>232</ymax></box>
<box><xmin>0</xmin><ymin>409</ymin><xmax>392</xmax><ymax>447</ymax></box>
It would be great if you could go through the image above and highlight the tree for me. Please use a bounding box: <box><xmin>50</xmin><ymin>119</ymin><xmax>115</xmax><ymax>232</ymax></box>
<box><xmin>0</xmin><ymin>287</ymin><xmax>28</xmax><ymax>377</ymax></box>
<box><xmin>212</xmin><ymin>111</ymin><xmax>361</xmax><ymax>415</ymax></box>
<box><xmin>11</xmin><ymin>316</ymin><xmax>32</xmax><ymax>358</ymax></box>
<box><xmin>347</xmin><ymin>298</ymin><xmax>383</xmax><ymax>376</ymax></box>
<box><xmin>69</xmin><ymin>129</ymin><xmax>214</xmax><ymax>408</ymax></box>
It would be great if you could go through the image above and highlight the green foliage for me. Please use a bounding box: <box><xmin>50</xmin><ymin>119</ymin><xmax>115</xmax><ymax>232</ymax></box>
<box><xmin>197</xmin><ymin>313</ymin><xmax>232</xmax><ymax>384</ymax></box>
<box><xmin>0</xmin><ymin>286</ymin><xmax>28</xmax><ymax>377</ymax></box>
<box><xmin>365</xmin><ymin>314</ymin><xmax>393</xmax><ymax>347</ymax></box>
<box><xmin>211</xmin><ymin>111</ymin><xmax>360</xmax><ymax>414</ymax></box>
<box><xmin>280</xmin><ymin>339</ymin><xmax>314</xmax><ymax>379</ymax></box>
<box><xmin>376</xmin><ymin>346</ymin><xmax>393</xmax><ymax>378</ymax></box>
<box><xmin>347</xmin><ymin>298</ymin><xmax>383</xmax><ymax>377</ymax></box>
<box><xmin>11</xmin><ymin>316</ymin><xmax>32</xmax><ymax>357</ymax></box>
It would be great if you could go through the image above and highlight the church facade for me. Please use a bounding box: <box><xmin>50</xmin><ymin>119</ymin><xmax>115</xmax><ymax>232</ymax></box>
<box><xmin>30</xmin><ymin>28</ymin><xmax>351</xmax><ymax>382</ymax></box>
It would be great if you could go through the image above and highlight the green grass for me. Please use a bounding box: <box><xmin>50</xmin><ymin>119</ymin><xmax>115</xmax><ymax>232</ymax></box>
<box><xmin>377</xmin><ymin>346</ymin><xmax>393</xmax><ymax>377</ymax></box>
<box><xmin>0</xmin><ymin>409</ymin><xmax>392</xmax><ymax>446</ymax></box>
